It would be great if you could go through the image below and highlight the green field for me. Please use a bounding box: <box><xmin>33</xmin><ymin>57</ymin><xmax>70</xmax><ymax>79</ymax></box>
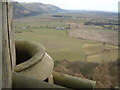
<box><xmin>13</xmin><ymin>13</ymin><xmax>118</xmax><ymax>63</ymax></box>
<box><xmin>14</xmin><ymin>26</ymin><xmax>118</xmax><ymax>62</ymax></box>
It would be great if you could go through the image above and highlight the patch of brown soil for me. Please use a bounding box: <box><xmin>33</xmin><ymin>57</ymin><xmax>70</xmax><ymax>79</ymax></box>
<box><xmin>68</xmin><ymin>28</ymin><xmax>118</xmax><ymax>45</ymax></box>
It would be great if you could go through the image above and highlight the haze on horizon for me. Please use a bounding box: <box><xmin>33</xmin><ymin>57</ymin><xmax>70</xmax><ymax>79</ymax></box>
<box><xmin>14</xmin><ymin>0</ymin><xmax>119</xmax><ymax>12</ymax></box>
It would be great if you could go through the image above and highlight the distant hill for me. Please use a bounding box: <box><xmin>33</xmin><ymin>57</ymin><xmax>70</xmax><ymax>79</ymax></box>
<box><xmin>12</xmin><ymin>2</ymin><xmax>63</xmax><ymax>18</ymax></box>
<box><xmin>12</xmin><ymin>2</ymin><xmax>117</xmax><ymax>19</ymax></box>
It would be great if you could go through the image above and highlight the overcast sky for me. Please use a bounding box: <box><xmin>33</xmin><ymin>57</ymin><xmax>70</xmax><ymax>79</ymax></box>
<box><xmin>14</xmin><ymin>0</ymin><xmax>119</xmax><ymax>12</ymax></box>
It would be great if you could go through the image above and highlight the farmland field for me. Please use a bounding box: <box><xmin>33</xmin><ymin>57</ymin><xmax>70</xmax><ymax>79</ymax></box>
<box><xmin>13</xmin><ymin>13</ymin><xmax>118</xmax><ymax>63</ymax></box>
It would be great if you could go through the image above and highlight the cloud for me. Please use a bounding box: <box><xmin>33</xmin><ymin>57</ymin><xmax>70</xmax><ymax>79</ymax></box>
<box><xmin>15</xmin><ymin>0</ymin><xmax>119</xmax><ymax>12</ymax></box>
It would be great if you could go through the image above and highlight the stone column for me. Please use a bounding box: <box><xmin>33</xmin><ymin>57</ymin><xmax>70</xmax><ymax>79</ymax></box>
<box><xmin>1</xmin><ymin>1</ymin><xmax>15</xmax><ymax>88</ymax></box>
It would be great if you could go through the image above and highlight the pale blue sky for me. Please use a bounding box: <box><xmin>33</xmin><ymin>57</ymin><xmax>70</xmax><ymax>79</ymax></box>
<box><xmin>14</xmin><ymin>0</ymin><xmax>119</xmax><ymax>12</ymax></box>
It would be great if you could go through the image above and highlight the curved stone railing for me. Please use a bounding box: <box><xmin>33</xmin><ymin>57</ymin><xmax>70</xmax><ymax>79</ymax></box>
<box><xmin>14</xmin><ymin>40</ymin><xmax>54</xmax><ymax>81</ymax></box>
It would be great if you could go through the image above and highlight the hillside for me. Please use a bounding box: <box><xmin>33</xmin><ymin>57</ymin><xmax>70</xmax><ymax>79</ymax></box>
<box><xmin>21</xmin><ymin>3</ymin><xmax>62</xmax><ymax>13</ymax></box>
<box><xmin>13</xmin><ymin>2</ymin><xmax>32</xmax><ymax>18</ymax></box>
<box><xmin>54</xmin><ymin>59</ymin><xmax>119</xmax><ymax>88</ymax></box>
<box><xmin>12</xmin><ymin>2</ymin><xmax>63</xmax><ymax>18</ymax></box>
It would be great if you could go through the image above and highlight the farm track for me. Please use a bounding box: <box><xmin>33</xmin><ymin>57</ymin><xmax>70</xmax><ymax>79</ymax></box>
<box><xmin>86</xmin><ymin>48</ymin><xmax>118</xmax><ymax>56</ymax></box>
<box><xmin>83</xmin><ymin>48</ymin><xmax>118</xmax><ymax>62</ymax></box>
